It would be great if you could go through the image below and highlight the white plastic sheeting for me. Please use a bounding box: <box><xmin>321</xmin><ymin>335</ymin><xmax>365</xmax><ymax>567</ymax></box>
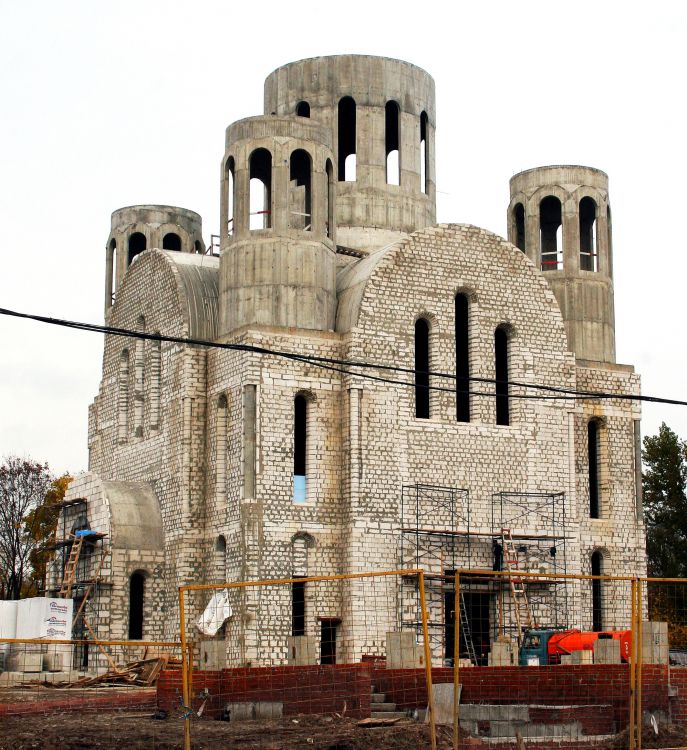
<box><xmin>196</xmin><ymin>590</ymin><xmax>232</xmax><ymax>636</ymax></box>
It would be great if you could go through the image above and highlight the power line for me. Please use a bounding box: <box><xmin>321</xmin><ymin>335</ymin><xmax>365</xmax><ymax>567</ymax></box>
<box><xmin>1</xmin><ymin>305</ymin><xmax>685</xmax><ymax>407</ymax></box>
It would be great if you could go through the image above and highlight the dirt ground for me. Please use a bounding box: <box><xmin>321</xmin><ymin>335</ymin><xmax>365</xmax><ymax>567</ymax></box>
<box><xmin>0</xmin><ymin>713</ymin><xmax>454</xmax><ymax>749</ymax></box>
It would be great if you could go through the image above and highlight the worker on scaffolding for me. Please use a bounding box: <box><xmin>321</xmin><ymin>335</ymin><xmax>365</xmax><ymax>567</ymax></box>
<box><xmin>492</xmin><ymin>538</ymin><xmax>503</xmax><ymax>571</ymax></box>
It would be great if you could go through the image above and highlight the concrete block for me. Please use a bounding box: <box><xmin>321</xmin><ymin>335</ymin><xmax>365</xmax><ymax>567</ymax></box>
<box><xmin>571</xmin><ymin>649</ymin><xmax>594</xmax><ymax>664</ymax></box>
<box><xmin>489</xmin><ymin>639</ymin><xmax>517</xmax><ymax>666</ymax></box>
<box><xmin>287</xmin><ymin>635</ymin><xmax>318</xmax><ymax>665</ymax></box>
<box><xmin>225</xmin><ymin>702</ymin><xmax>283</xmax><ymax>721</ymax></box>
<box><xmin>6</xmin><ymin>652</ymin><xmax>43</xmax><ymax>672</ymax></box>
<box><xmin>432</xmin><ymin>683</ymin><xmax>462</xmax><ymax>725</ymax></box>
<box><xmin>43</xmin><ymin>652</ymin><xmax>63</xmax><ymax>672</ymax></box>
<box><xmin>560</xmin><ymin>654</ymin><xmax>572</xmax><ymax>665</ymax></box>
<box><xmin>642</xmin><ymin>621</ymin><xmax>669</xmax><ymax>664</ymax></box>
<box><xmin>386</xmin><ymin>631</ymin><xmax>424</xmax><ymax>669</ymax></box>
<box><xmin>594</xmin><ymin>638</ymin><xmax>621</xmax><ymax>664</ymax></box>
<box><xmin>200</xmin><ymin>640</ymin><xmax>226</xmax><ymax>670</ymax></box>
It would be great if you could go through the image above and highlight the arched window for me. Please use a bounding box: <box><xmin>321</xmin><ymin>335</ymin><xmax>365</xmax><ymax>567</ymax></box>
<box><xmin>128</xmin><ymin>571</ymin><xmax>145</xmax><ymax>639</ymax></box>
<box><xmin>107</xmin><ymin>238</ymin><xmax>117</xmax><ymax>305</ymax></box>
<box><xmin>150</xmin><ymin>337</ymin><xmax>161</xmax><ymax>431</ymax></box>
<box><xmin>225</xmin><ymin>156</ymin><xmax>235</xmax><ymax>236</ymax></box>
<box><xmin>591</xmin><ymin>551</ymin><xmax>603</xmax><ymax>631</ymax></box>
<box><xmin>414</xmin><ymin>318</ymin><xmax>430</xmax><ymax>419</ymax></box>
<box><xmin>420</xmin><ymin>111</ymin><xmax>428</xmax><ymax>195</ymax></box>
<box><xmin>215</xmin><ymin>535</ymin><xmax>227</xmax><ymax>583</ymax></box>
<box><xmin>249</xmin><ymin>148</ymin><xmax>272</xmax><ymax>230</ymax></box>
<box><xmin>455</xmin><ymin>295</ymin><xmax>470</xmax><ymax>422</ymax></box>
<box><xmin>194</xmin><ymin>240</ymin><xmax>202</xmax><ymax>254</ymax></box>
<box><xmin>289</xmin><ymin>149</ymin><xmax>312</xmax><ymax>230</ymax></box>
<box><xmin>495</xmin><ymin>327</ymin><xmax>510</xmax><ymax>426</ymax></box>
<box><xmin>338</xmin><ymin>97</ymin><xmax>356</xmax><ymax>182</ymax></box>
<box><xmin>514</xmin><ymin>203</ymin><xmax>526</xmax><ymax>252</ymax></box>
<box><xmin>385</xmin><ymin>101</ymin><xmax>400</xmax><ymax>186</ymax></box>
<box><xmin>216</xmin><ymin>394</ymin><xmax>228</xmax><ymax>509</ymax></box>
<box><xmin>162</xmin><ymin>232</ymin><xmax>181</xmax><ymax>251</ymax></box>
<box><xmin>117</xmin><ymin>349</ymin><xmax>130</xmax><ymax>443</ymax></box>
<box><xmin>128</xmin><ymin>232</ymin><xmax>146</xmax><ymax>266</ymax></box>
<box><xmin>588</xmin><ymin>419</ymin><xmax>601</xmax><ymax>518</ymax></box>
<box><xmin>325</xmin><ymin>159</ymin><xmax>334</xmax><ymax>239</ymax></box>
<box><xmin>579</xmin><ymin>197</ymin><xmax>598</xmax><ymax>271</ymax></box>
<box><xmin>133</xmin><ymin>317</ymin><xmax>145</xmax><ymax>438</ymax></box>
<box><xmin>539</xmin><ymin>196</ymin><xmax>562</xmax><ymax>271</ymax></box>
<box><xmin>296</xmin><ymin>101</ymin><xmax>310</xmax><ymax>117</ymax></box>
<box><xmin>293</xmin><ymin>394</ymin><xmax>308</xmax><ymax>503</ymax></box>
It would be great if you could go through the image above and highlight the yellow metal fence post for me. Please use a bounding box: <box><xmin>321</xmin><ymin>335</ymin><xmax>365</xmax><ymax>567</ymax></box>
<box><xmin>418</xmin><ymin>570</ymin><xmax>437</xmax><ymax>750</ymax></box>
<box><xmin>454</xmin><ymin>571</ymin><xmax>461</xmax><ymax>750</ymax></box>
<box><xmin>179</xmin><ymin>587</ymin><xmax>191</xmax><ymax>750</ymax></box>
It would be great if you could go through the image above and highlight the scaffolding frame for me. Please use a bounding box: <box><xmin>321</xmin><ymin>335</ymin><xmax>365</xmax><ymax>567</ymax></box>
<box><xmin>44</xmin><ymin>498</ymin><xmax>109</xmax><ymax>668</ymax></box>
<box><xmin>491</xmin><ymin>491</ymin><xmax>569</xmax><ymax>639</ymax></box>
<box><xmin>399</xmin><ymin>484</ymin><xmax>471</xmax><ymax>661</ymax></box>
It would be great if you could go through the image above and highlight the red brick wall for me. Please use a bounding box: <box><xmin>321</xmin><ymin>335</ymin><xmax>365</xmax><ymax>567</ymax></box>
<box><xmin>669</xmin><ymin>667</ymin><xmax>687</xmax><ymax>726</ymax></box>
<box><xmin>158</xmin><ymin>664</ymin><xmax>372</xmax><ymax>719</ymax></box>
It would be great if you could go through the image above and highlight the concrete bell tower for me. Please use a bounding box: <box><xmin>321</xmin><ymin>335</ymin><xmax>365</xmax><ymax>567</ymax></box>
<box><xmin>218</xmin><ymin>116</ymin><xmax>337</xmax><ymax>335</ymax></box>
<box><xmin>508</xmin><ymin>166</ymin><xmax>615</xmax><ymax>363</ymax></box>
<box><xmin>105</xmin><ymin>205</ymin><xmax>205</xmax><ymax>315</ymax></box>
<box><xmin>264</xmin><ymin>55</ymin><xmax>436</xmax><ymax>253</ymax></box>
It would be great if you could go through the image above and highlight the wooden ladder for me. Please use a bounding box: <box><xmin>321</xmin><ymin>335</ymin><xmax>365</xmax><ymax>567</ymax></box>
<box><xmin>501</xmin><ymin>528</ymin><xmax>535</xmax><ymax>643</ymax></box>
<box><xmin>458</xmin><ymin>590</ymin><xmax>478</xmax><ymax>666</ymax></box>
<box><xmin>58</xmin><ymin>534</ymin><xmax>84</xmax><ymax>597</ymax></box>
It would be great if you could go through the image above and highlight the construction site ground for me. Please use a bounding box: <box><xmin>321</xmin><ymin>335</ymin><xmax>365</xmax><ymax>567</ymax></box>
<box><xmin>0</xmin><ymin>713</ymin><xmax>451</xmax><ymax>749</ymax></box>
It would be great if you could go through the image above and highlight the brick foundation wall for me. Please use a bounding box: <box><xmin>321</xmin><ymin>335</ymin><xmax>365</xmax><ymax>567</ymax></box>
<box><xmin>158</xmin><ymin>664</ymin><xmax>372</xmax><ymax>719</ymax></box>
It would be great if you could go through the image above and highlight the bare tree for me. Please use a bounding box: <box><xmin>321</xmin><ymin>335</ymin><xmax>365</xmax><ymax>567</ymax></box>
<box><xmin>0</xmin><ymin>457</ymin><xmax>53</xmax><ymax>599</ymax></box>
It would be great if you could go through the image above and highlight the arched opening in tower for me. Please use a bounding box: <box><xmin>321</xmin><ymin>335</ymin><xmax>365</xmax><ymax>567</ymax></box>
<box><xmin>296</xmin><ymin>101</ymin><xmax>310</xmax><ymax>118</ymax></box>
<box><xmin>513</xmin><ymin>203</ymin><xmax>526</xmax><ymax>252</ymax></box>
<box><xmin>579</xmin><ymin>197</ymin><xmax>598</xmax><ymax>271</ymax></box>
<box><xmin>127</xmin><ymin>232</ymin><xmax>146</xmax><ymax>266</ymax></box>
<box><xmin>539</xmin><ymin>196</ymin><xmax>562</xmax><ymax>271</ymax></box>
<box><xmin>162</xmin><ymin>232</ymin><xmax>181</xmax><ymax>251</ymax></box>
<box><xmin>420</xmin><ymin>111</ymin><xmax>428</xmax><ymax>194</ymax></box>
<box><xmin>338</xmin><ymin>97</ymin><xmax>356</xmax><ymax>182</ymax></box>
<box><xmin>289</xmin><ymin>149</ymin><xmax>312</xmax><ymax>230</ymax></box>
<box><xmin>249</xmin><ymin>148</ymin><xmax>272</xmax><ymax>230</ymax></box>
<box><xmin>385</xmin><ymin>101</ymin><xmax>400</xmax><ymax>186</ymax></box>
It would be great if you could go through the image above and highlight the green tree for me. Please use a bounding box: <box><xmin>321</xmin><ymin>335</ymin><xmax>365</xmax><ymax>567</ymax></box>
<box><xmin>642</xmin><ymin>422</ymin><xmax>687</xmax><ymax>577</ymax></box>
<box><xmin>0</xmin><ymin>457</ymin><xmax>55</xmax><ymax>599</ymax></box>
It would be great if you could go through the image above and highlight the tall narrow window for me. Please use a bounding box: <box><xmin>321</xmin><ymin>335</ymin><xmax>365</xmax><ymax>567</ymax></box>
<box><xmin>292</xmin><ymin>577</ymin><xmax>306</xmax><ymax>636</ymax></box>
<box><xmin>117</xmin><ymin>349</ymin><xmax>130</xmax><ymax>443</ymax></box>
<box><xmin>107</xmin><ymin>238</ymin><xmax>117</xmax><ymax>306</ymax></box>
<box><xmin>338</xmin><ymin>97</ymin><xmax>356</xmax><ymax>181</ymax></box>
<box><xmin>243</xmin><ymin>385</ymin><xmax>256</xmax><ymax>499</ymax></box>
<box><xmin>455</xmin><ymin>295</ymin><xmax>470</xmax><ymax>422</ymax></box>
<box><xmin>414</xmin><ymin>319</ymin><xmax>430</xmax><ymax>419</ymax></box>
<box><xmin>162</xmin><ymin>232</ymin><xmax>181</xmax><ymax>251</ymax></box>
<box><xmin>420</xmin><ymin>111</ymin><xmax>428</xmax><ymax>194</ymax></box>
<box><xmin>296</xmin><ymin>101</ymin><xmax>310</xmax><ymax>117</ymax></box>
<box><xmin>495</xmin><ymin>327</ymin><xmax>510</xmax><ymax>426</ymax></box>
<box><xmin>591</xmin><ymin>552</ymin><xmax>603</xmax><ymax>631</ymax></box>
<box><xmin>150</xmin><ymin>337</ymin><xmax>161</xmax><ymax>430</ymax></box>
<box><xmin>133</xmin><ymin>317</ymin><xmax>145</xmax><ymax>438</ymax></box>
<box><xmin>289</xmin><ymin>149</ymin><xmax>312</xmax><ymax>230</ymax></box>
<box><xmin>588</xmin><ymin>419</ymin><xmax>600</xmax><ymax>518</ymax></box>
<box><xmin>385</xmin><ymin>101</ymin><xmax>400</xmax><ymax>186</ymax></box>
<box><xmin>514</xmin><ymin>203</ymin><xmax>526</xmax><ymax>252</ymax></box>
<box><xmin>215</xmin><ymin>536</ymin><xmax>227</xmax><ymax>583</ymax></box>
<box><xmin>579</xmin><ymin>197</ymin><xmax>598</xmax><ymax>271</ymax></box>
<box><xmin>249</xmin><ymin>148</ymin><xmax>272</xmax><ymax>229</ymax></box>
<box><xmin>128</xmin><ymin>232</ymin><xmax>146</xmax><ymax>266</ymax></box>
<box><xmin>128</xmin><ymin>572</ymin><xmax>145</xmax><ymax>639</ymax></box>
<box><xmin>539</xmin><ymin>196</ymin><xmax>562</xmax><ymax>271</ymax></box>
<box><xmin>293</xmin><ymin>394</ymin><xmax>307</xmax><ymax>502</ymax></box>
<box><xmin>325</xmin><ymin>159</ymin><xmax>334</xmax><ymax>239</ymax></box>
<box><xmin>225</xmin><ymin>156</ymin><xmax>235</xmax><ymax>236</ymax></box>
<box><xmin>216</xmin><ymin>394</ymin><xmax>228</xmax><ymax>509</ymax></box>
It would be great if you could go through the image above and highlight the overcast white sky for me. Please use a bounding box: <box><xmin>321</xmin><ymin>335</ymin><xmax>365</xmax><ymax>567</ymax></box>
<box><xmin>0</xmin><ymin>0</ymin><xmax>685</xmax><ymax>477</ymax></box>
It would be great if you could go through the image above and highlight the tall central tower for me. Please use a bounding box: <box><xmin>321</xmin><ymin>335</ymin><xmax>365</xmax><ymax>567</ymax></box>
<box><xmin>264</xmin><ymin>55</ymin><xmax>436</xmax><ymax>253</ymax></box>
